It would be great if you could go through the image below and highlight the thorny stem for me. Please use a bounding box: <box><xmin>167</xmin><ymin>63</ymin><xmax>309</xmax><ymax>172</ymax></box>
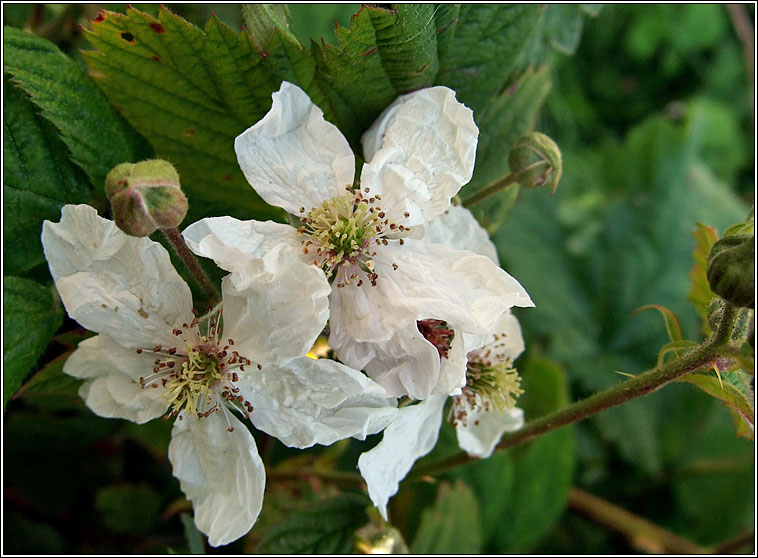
<box><xmin>461</xmin><ymin>173</ymin><xmax>518</xmax><ymax>208</ymax></box>
<box><xmin>267</xmin><ymin>468</ymin><xmax>365</xmax><ymax>487</ymax></box>
<box><xmin>567</xmin><ymin>487</ymin><xmax>707</xmax><ymax>554</ymax></box>
<box><xmin>161</xmin><ymin>227</ymin><xmax>221</xmax><ymax>306</ymax></box>
<box><xmin>410</xmin><ymin>314</ymin><xmax>740</xmax><ymax>479</ymax></box>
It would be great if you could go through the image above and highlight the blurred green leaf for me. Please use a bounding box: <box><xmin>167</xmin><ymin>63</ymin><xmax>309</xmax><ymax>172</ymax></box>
<box><xmin>81</xmin><ymin>6</ymin><xmax>284</xmax><ymax>222</ymax></box>
<box><xmin>255</xmin><ymin>493</ymin><xmax>370</xmax><ymax>554</ymax></box>
<box><xmin>180</xmin><ymin>512</ymin><xmax>206</xmax><ymax>554</ymax></box>
<box><xmin>677</xmin><ymin>372</ymin><xmax>755</xmax><ymax>440</ymax></box>
<box><xmin>3</xmin><ymin>513</ymin><xmax>64</xmax><ymax>554</ymax></box>
<box><xmin>11</xmin><ymin>348</ymin><xmax>82</xmax><ymax>410</ymax></box>
<box><xmin>3</xmin><ymin>25</ymin><xmax>152</xmax><ymax>190</ymax></box>
<box><xmin>410</xmin><ymin>480</ymin><xmax>482</xmax><ymax>554</ymax></box>
<box><xmin>3</xmin><ymin>76</ymin><xmax>91</xmax><ymax>275</ymax></box>
<box><xmin>3</xmin><ymin>276</ymin><xmax>63</xmax><ymax>408</ymax></box>
<box><xmin>96</xmin><ymin>483</ymin><xmax>162</xmax><ymax>536</ymax></box>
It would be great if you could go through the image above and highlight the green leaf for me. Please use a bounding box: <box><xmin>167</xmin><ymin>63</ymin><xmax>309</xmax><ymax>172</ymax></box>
<box><xmin>410</xmin><ymin>480</ymin><xmax>482</xmax><ymax>554</ymax></box>
<box><xmin>633</xmin><ymin>304</ymin><xmax>684</xmax><ymax>342</ymax></box>
<box><xmin>3</xmin><ymin>26</ymin><xmax>152</xmax><ymax>190</ymax></box>
<box><xmin>687</xmin><ymin>222</ymin><xmax>719</xmax><ymax>334</ymax></box>
<box><xmin>677</xmin><ymin>372</ymin><xmax>755</xmax><ymax>439</ymax></box>
<box><xmin>3</xmin><ymin>276</ymin><xmax>63</xmax><ymax>408</ymax></box>
<box><xmin>3</xmin><ymin>76</ymin><xmax>90</xmax><ymax>275</ymax></box>
<box><xmin>10</xmin><ymin>348</ymin><xmax>82</xmax><ymax>410</ymax></box>
<box><xmin>95</xmin><ymin>483</ymin><xmax>162</xmax><ymax>536</ymax></box>
<box><xmin>255</xmin><ymin>493</ymin><xmax>370</xmax><ymax>554</ymax></box>
<box><xmin>435</xmin><ymin>5</ymin><xmax>543</xmax><ymax>110</ymax></box>
<box><xmin>81</xmin><ymin>6</ymin><xmax>285</xmax><ymax>221</ymax></box>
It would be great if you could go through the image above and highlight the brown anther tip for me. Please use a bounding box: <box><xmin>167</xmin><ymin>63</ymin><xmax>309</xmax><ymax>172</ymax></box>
<box><xmin>136</xmin><ymin>348</ymin><xmax>143</xmax><ymax>354</ymax></box>
<box><xmin>257</xmin><ymin>364</ymin><xmax>262</xmax><ymax>370</ymax></box>
<box><xmin>228</xmin><ymin>426</ymin><xmax>235</xmax><ymax>432</ymax></box>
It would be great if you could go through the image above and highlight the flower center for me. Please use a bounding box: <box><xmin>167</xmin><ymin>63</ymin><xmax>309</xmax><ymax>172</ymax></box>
<box><xmin>417</xmin><ymin>319</ymin><xmax>455</xmax><ymax>358</ymax></box>
<box><xmin>137</xmin><ymin>307</ymin><xmax>257</xmax><ymax>431</ymax></box>
<box><xmin>298</xmin><ymin>187</ymin><xmax>409</xmax><ymax>287</ymax></box>
<box><xmin>449</xmin><ymin>330</ymin><xmax>524</xmax><ymax>428</ymax></box>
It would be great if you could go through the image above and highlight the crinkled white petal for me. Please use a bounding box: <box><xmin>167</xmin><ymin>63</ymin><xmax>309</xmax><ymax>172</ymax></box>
<box><xmin>358</xmin><ymin>395</ymin><xmax>447</xmax><ymax>520</ymax></box>
<box><xmin>433</xmin><ymin>331</ymin><xmax>487</xmax><ymax>398</ymax></box>
<box><xmin>42</xmin><ymin>204</ymin><xmax>193</xmax><ymax>348</ymax></box>
<box><xmin>182</xmin><ymin>217</ymin><xmax>302</xmax><ymax>275</ymax></box>
<box><xmin>333</xmin><ymin>326</ymin><xmax>443</xmax><ymax>400</ymax></box>
<box><xmin>421</xmin><ymin>205</ymin><xmax>499</xmax><ymax>264</ymax></box>
<box><xmin>169</xmin><ymin>413</ymin><xmax>265</xmax><ymax>547</ymax></box>
<box><xmin>218</xmin><ymin>252</ymin><xmax>331</xmax><ymax>366</ymax></box>
<box><xmin>383</xmin><ymin>240</ymin><xmax>533</xmax><ymax>335</ymax></box>
<box><xmin>65</xmin><ymin>335</ymin><xmax>167</xmax><ymax>424</ymax></box>
<box><xmin>235</xmin><ymin>81</ymin><xmax>355</xmax><ymax>215</ymax></box>
<box><xmin>456</xmin><ymin>406</ymin><xmax>524</xmax><ymax>458</ymax></box>
<box><xmin>240</xmin><ymin>357</ymin><xmax>397</xmax><ymax>448</ymax></box>
<box><xmin>361</xmin><ymin>87</ymin><xmax>478</xmax><ymax>226</ymax></box>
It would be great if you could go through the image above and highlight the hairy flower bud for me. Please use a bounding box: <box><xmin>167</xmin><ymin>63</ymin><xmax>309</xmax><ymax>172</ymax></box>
<box><xmin>105</xmin><ymin>159</ymin><xmax>188</xmax><ymax>237</ymax></box>
<box><xmin>508</xmin><ymin>132</ymin><xmax>562</xmax><ymax>193</ymax></box>
<box><xmin>707</xmin><ymin>235</ymin><xmax>755</xmax><ymax>308</ymax></box>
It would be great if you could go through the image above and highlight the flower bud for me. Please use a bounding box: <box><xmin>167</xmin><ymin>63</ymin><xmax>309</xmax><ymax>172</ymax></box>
<box><xmin>105</xmin><ymin>159</ymin><xmax>188</xmax><ymax>237</ymax></box>
<box><xmin>707</xmin><ymin>235</ymin><xmax>754</xmax><ymax>308</ymax></box>
<box><xmin>508</xmin><ymin>132</ymin><xmax>562</xmax><ymax>193</ymax></box>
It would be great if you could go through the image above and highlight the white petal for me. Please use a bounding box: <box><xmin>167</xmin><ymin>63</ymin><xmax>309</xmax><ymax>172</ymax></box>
<box><xmin>64</xmin><ymin>335</ymin><xmax>167</xmax><ymax>423</ymax></box>
<box><xmin>182</xmin><ymin>217</ymin><xmax>302</xmax><ymax>275</ymax></box>
<box><xmin>42</xmin><ymin>204</ymin><xmax>193</xmax><ymax>348</ymax></box>
<box><xmin>474</xmin><ymin>310</ymin><xmax>525</xmax><ymax>364</ymax></box>
<box><xmin>333</xmin><ymin>327</ymin><xmax>443</xmax><ymax>400</ymax></box>
<box><xmin>385</xmin><ymin>240</ymin><xmax>533</xmax><ymax>335</ymax></box>
<box><xmin>169</xmin><ymin>413</ymin><xmax>265</xmax><ymax>547</ymax></box>
<box><xmin>433</xmin><ymin>331</ymin><xmax>486</xmax><ymax>398</ymax></box>
<box><xmin>235</xmin><ymin>81</ymin><xmax>354</xmax><ymax>215</ymax></box>
<box><xmin>456</xmin><ymin>406</ymin><xmax>524</xmax><ymax>458</ymax></box>
<box><xmin>421</xmin><ymin>205</ymin><xmax>499</xmax><ymax>264</ymax></box>
<box><xmin>219</xmin><ymin>252</ymin><xmax>331</xmax><ymax>366</ymax></box>
<box><xmin>242</xmin><ymin>357</ymin><xmax>397</xmax><ymax>448</ymax></box>
<box><xmin>361</xmin><ymin>87</ymin><xmax>478</xmax><ymax>226</ymax></box>
<box><xmin>358</xmin><ymin>395</ymin><xmax>447</xmax><ymax>520</ymax></box>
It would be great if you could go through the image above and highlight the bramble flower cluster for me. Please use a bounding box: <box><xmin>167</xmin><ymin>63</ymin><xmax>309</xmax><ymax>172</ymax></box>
<box><xmin>43</xmin><ymin>82</ymin><xmax>533</xmax><ymax>544</ymax></box>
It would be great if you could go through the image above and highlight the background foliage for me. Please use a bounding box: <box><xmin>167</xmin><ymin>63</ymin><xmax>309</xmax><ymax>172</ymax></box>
<box><xmin>3</xmin><ymin>4</ymin><xmax>754</xmax><ymax>554</ymax></box>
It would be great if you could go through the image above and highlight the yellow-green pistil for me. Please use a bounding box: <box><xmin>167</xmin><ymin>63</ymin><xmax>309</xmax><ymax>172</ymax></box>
<box><xmin>137</xmin><ymin>307</ymin><xmax>257</xmax><ymax>430</ymax></box>
<box><xmin>298</xmin><ymin>187</ymin><xmax>409</xmax><ymax>287</ymax></box>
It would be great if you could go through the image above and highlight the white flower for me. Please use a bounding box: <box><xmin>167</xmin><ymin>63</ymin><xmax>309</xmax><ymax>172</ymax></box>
<box><xmin>41</xmin><ymin>204</ymin><xmax>397</xmax><ymax>547</ymax></box>
<box><xmin>183</xmin><ymin>82</ymin><xmax>533</xmax><ymax>400</ymax></box>
<box><xmin>357</xmin><ymin>205</ymin><xmax>527</xmax><ymax>519</ymax></box>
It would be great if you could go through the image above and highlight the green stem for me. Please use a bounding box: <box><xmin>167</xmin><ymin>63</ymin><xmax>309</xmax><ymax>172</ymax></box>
<box><xmin>461</xmin><ymin>174</ymin><xmax>518</xmax><ymax>208</ymax></box>
<box><xmin>161</xmin><ymin>228</ymin><xmax>221</xmax><ymax>306</ymax></box>
<box><xmin>410</xmin><ymin>341</ymin><xmax>720</xmax><ymax>478</ymax></box>
<box><xmin>567</xmin><ymin>487</ymin><xmax>708</xmax><ymax>554</ymax></box>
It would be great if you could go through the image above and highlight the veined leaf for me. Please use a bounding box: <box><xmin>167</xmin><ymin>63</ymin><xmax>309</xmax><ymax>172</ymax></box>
<box><xmin>255</xmin><ymin>493</ymin><xmax>370</xmax><ymax>554</ymax></box>
<box><xmin>81</xmin><ymin>6</ymin><xmax>285</xmax><ymax>221</ymax></box>
<box><xmin>3</xmin><ymin>26</ymin><xmax>152</xmax><ymax>190</ymax></box>
<box><xmin>3</xmin><ymin>276</ymin><xmax>64</xmax><ymax>408</ymax></box>
<box><xmin>677</xmin><ymin>372</ymin><xmax>755</xmax><ymax>439</ymax></box>
<box><xmin>3</xmin><ymin>77</ymin><xmax>90</xmax><ymax>275</ymax></box>
<box><xmin>410</xmin><ymin>480</ymin><xmax>482</xmax><ymax>554</ymax></box>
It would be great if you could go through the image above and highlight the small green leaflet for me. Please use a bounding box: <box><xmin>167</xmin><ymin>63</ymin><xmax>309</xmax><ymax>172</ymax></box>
<box><xmin>81</xmin><ymin>6</ymin><xmax>285</xmax><ymax>222</ymax></box>
<box><xmin>687</xmin><ymin>222</ymin><xmax>719</xmax><ymax>335</ymax></box>
<box><xmin>677</xmin><ymin>372</ymin><xmax>755</xmax><ymax>439</ymax></box>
